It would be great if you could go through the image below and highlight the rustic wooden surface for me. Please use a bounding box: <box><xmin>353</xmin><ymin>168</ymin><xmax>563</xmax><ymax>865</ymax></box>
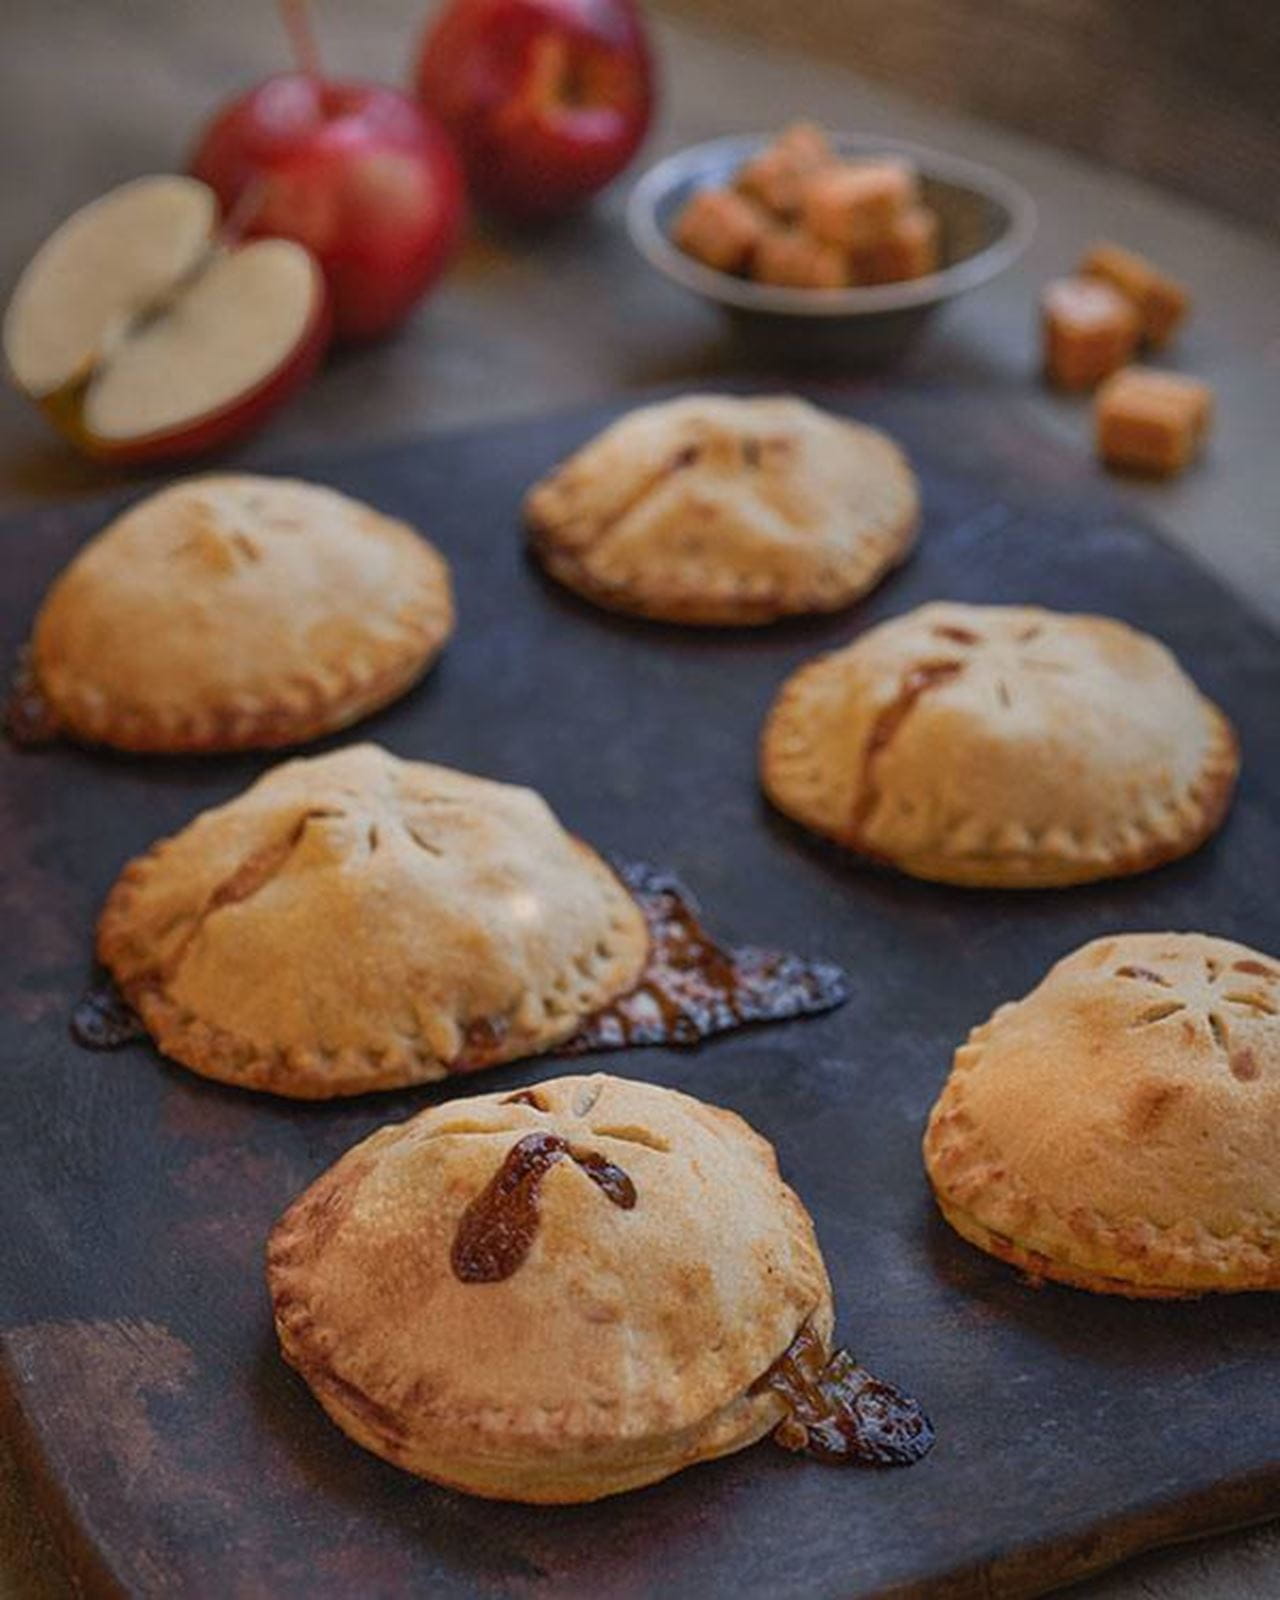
<box><xmin>0</xmin><ymin>3</ymin><xmax>1277</xmax><ymax>1596</ymax></box>
<box><xmin>1</xmin><ymin>387</ymin><xmax>1279</xmax><ymax>1599</ymax></box>
<box><xmin>657</xmin><ymin>0</ymin><xmax>1280</xmax><ymax>233</ymax></box>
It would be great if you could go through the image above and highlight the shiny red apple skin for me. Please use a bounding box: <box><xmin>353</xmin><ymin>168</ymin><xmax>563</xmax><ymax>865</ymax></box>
<box><xmin>416</xmin><ymin>0</ymin><xmax>654</xmax><ymax>224</ymax></box>
<box><xmin>80</xmin><ymin>287</ymin><xmax>331</xmax><ymax>467</ymax></box>
<box><xmin>190</xmin><ymin>75</ymin><xmax>465</xmax><ymax>341</ymax></box>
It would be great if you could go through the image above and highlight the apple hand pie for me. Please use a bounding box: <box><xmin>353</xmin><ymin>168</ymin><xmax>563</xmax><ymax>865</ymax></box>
<box><xmin>925</xmin><ymin>933</ymin><xmax>1279</xmax><ymax>1296</ymax></box>
<box><xmin>761</xmin><ymin>601</ymin><xmax>1238</xmax><ymax>886</ymax></box>
<box><xmin>96</xmin><ymin>745</ymin><xmax>649</xmax><ymax>1097</ymax></box>
<box><xmin>19</xmin><ymin>474</ymin><xmax>453</xmax><ymax>752</ymax></box>
<box><xmin>269</xmin><ymin>1073</ymin><xmax>933</xmax><ymax>1502</ymax></box>
<box><xmin>525</xmin><ymin>394</ymin><xmax>920</xmax><ymax>625</ymax></box>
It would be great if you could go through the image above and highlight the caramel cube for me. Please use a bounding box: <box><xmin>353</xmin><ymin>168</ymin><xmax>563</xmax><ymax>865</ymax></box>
<box><xmin>735</xmin><ymin>122</ymin><xmax>834</xmax><ymax>218</ymax></box>
<box><xmin>753</xmin><ymin>227</ymin><xmax>849</xmax><ymax>289</ymax></box>
<box><xmin>672</xmin><ymin>187</ymin><xmax>767</xmax><ymax>275</ymax></box>
<box><xmin>1041</xmin><ymin>275</ymin><xmax>1140</xmax><ymax>390</ymax></box>
<box><xmin>856</xmin><ymin>205</ymin><xmax>941</xmax><ymax>284</ymax></box>
<box><xmin>801</xmin><ymin>161</ymin><xmax>918</xmax><ymax>251</ymax></box>
<box><xmin>771</xmin><ymin>121</ymin><xmax>833</xmax><ymax>171</ymax></box>
<box><xmin>1080</xmin><ymin>241</ymin><xmax>1190</xmax><ymax>348</ymax></box>
<box><xmin>1095</xmin><ymin>367</ymin><xmax>1212</xmax><ymax>476</ymax></box>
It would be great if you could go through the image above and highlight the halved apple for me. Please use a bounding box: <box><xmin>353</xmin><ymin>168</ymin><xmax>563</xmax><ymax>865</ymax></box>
<box><xmin>3</xmin><ymin>174</ymin><xmax>330</xmax><ymax>465</ymax></box>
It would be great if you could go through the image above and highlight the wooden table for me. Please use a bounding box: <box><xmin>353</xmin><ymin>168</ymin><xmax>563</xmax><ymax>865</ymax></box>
<box><xmin>1</xmin><ymin>3</ymin><xmax>1277</xmax><ymax>1595</ymax></box>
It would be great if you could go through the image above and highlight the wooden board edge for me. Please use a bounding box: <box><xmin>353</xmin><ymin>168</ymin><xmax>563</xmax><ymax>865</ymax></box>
<box><xmin>876</xmin><ymin>1467</ymin><xmax>1280</xmax><ymax>1598</ymax></box>
<box><xmin>0</xmin><ymin>1344</ymin><xmax>125</xmax><ymax>1600</ymax></box>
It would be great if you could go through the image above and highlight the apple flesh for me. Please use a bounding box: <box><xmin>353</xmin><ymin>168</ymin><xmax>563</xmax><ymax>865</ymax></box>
<box><xmin>3</xmin><ymin>175</ymin><xmax>329</xmax><ymax>465</ymax></box>
<box><xmin>4</xmin><ymin>176</ymin><xmax>215</xmax><ymax>399</ymax></box>
<box><xmin>416</xmin><ymin>0</ymin><xmax>655</xmax><ymax>224</ymax></box>
<box><xmin>190</xmin><ymin>75</ymin><xmax>465</xmax><ymax>341</ymax></box>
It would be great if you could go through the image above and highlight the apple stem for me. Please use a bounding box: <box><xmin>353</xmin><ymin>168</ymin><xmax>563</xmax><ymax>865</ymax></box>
<box><xmin>281</xmin><ymin>0</ymin><xmax>322</xmax><ymax>79</ymax></box>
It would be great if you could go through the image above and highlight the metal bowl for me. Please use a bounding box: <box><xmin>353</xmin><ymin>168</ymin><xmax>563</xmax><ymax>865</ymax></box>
<box><xmin>627</xmin><ymin>131</ymin><xmax>1037</xmax><ymax>364</ymax></box>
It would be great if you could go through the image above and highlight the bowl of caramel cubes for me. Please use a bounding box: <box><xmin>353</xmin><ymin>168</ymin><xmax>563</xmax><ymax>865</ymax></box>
<box><xmin>628</xmin><ymin>123</ymin><xmax>1035</xmax><ymax>362</ymax></box>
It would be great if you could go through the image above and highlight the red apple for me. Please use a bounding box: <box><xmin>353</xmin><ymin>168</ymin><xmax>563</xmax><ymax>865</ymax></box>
<box><xmin>190</xmin><ymin>72</ymin><xmax>465</xmax><ymax>342</ymax></box>
<box><xmin>3</xmin><ymin>175</ymin><xmax>329</xmax><ymax>465</ymax></box>
<box><xmin>416</xmin><ymin>0</ymin><xmax>655</xmax><ymax>224</ymax></box>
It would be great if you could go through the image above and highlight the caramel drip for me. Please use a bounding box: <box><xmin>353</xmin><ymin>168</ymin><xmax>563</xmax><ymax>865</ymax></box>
<box><xmin>753</xmin><ymin>1321</ymin><xmax>934</xmax><ymax>1467</ymax></box>
<box><xmin>558</xmin><ymin>863</ymin><xmax>847</xmax><ymax>1055</ymax></box>
<box><xmin>70</xmin><ymin>972</ymin><xmax>145</xmax><ymax>1049</ymax></box>
<box><xmin>1115</xmin><ymin>965</ymin><xmax>1170</xmax><ymax>986</ymax></box>
<box><xmin>453</xmin><ymin>1015</ymin><xmax>510</xmax><ymax>1074</ymax></box>
<box><xmin>451</xmin><ymin>1131</ymin><xmax>636</xmax><ymax>1283</ymax></box>
<box><xmin>4</xmin><ymin>648</ymin><xmax>59</xmax><ymax>748</ymax></box>
<box><xmin>847</xmin><ymin>659</ymin><xmax>964</xmax><ymax>847</ymax></box>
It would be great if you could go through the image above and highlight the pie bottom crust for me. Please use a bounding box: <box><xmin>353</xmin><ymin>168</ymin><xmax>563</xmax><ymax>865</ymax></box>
<box><xmin>46</xmin><ymin>639</ymin><xmax>442</xmax><ymax>754</ymax></box>
<box><xmin>272</xmin><ymin>1292</ymin><xmax>834</xmax><ymax>1503</ymax></box>
<box><xmin>121</xmin><ymin>965</ymin><xmax>635</xmax><ymax>1100</ymax></box>
<box><xmin>529</xmin><ymin>515</ymin><xmax>918</xmax><ymax>629</ymax></box>
<box><xmin>936</xmin><ymin>1196</ymin><xmax>1218</xmax><ymax>1300</ymax></box>
<box><xmin>929</xmin><ymin>1157</ymin><xmax>1277</xmax><ymax>1299</ymax></box>
<box><xmin>290</xmin><ymin>1356</ymin><xmax>786</xmax><ymax>1503</ymax></box>
<box><xmin>127</xmin><ymin>986</ymin><xmax>469</xmax><ymax>1098</ymax></box>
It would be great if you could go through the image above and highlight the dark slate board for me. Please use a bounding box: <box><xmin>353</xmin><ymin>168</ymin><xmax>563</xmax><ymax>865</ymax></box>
<box><xmin>0</xmin><ymin>384</ymin><xmax>1277</xmax><ymax>1600</ymax></box>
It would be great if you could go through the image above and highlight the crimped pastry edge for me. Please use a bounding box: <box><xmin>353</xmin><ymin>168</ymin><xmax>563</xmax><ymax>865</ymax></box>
<box><xmin>96</xmin><ymin>831</ymin><xmax>648</xmax><ymax>1099</ymax></box>
<box><xmin>37</xmin><ymin>580</ymin><xmax>454</xmax><ymax>754</ymax></box>
<box><xmin>528</xmin><ymin>508</ymin><xmax>918</xmax><ymax>627</ymax></box>
<box><xmin>760</xmin><ymin>657</ymin><xmax>1240</xmax><ymax>887</ymax></box>
<box><xmin>924</xmin><ymin>1015</ymin><xmax>1278</xmax><ymax>1298</ymax></box>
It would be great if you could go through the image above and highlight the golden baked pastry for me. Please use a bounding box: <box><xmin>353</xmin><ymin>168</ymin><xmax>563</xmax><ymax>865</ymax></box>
<box><xmin>268</xmin><ymin>1073</ymin><xmax>836</xmax><ymax>1501</ymax></box>
<box><xmin>97</xmin><ymin>745</ymin><xmax>649</xmax><ymax>1097</ymax></box>
<box><xmin>761</xmin><ymin>601</ymin><xmax>1238</xmax><ymax>886</ymax></box>
<box><xmin>525</xmin><ymin>395</ymin><xmax>920</xmax><ymax>625</ymax></box>
<box><xmin>31</xmin><ymin>474</ymin><xmax>453</xmax><ymax>751</ymax></box>
<box><xmin>925</xmin><ymin>933</ymin><xmax>1279</xmax><ymax>1297</ymax></box>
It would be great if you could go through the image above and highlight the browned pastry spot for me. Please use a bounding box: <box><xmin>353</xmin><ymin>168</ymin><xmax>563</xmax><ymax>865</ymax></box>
<box><xmin>451</xmin><ymin>1131</ymin><xmax>637</xmax><ymax>1283</ymax></box>
<box><xmin>1116</xmin><ymin>964</ymin><xmax>1171</xmax><ymax>986</ymax></box>
<box><xmin>502</xmin><ymin>1088</ymin><xmax>548</xmax><ymax>1110</ymax></box>
<box><xmin>1125</xmin><ymin>1079</ymin><xmax>1186</xmax><ymax>1137</ymax></box>
<box><xmin>752</xmin><ymin>1320</ymin><xmax>934</xmax><ymax>1466</ymax></box>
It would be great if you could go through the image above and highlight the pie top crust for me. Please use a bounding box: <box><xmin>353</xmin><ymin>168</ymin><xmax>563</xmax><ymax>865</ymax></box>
<box><xmin>761</xmin><ymin>601</ymin><xmax>1238</xmax><ymax>886</ymax></box>
<box><xmin>97</xmin><ymin>745</ymin><xmax>649</xmax><ymax>1097</ymax></box>
<box><xmin>32</xmin><ymin>474</ymin><xmax>454</xmax><ymax>751</ymax></box>
<box><xmin>268</xmin><ymin>1072</ymin><xmax>833</xmax><ymax>1501</ymax></box>
<box><xmin>925</xmin><ymin>933</ymin><xmax>1279</xmax><ymax>1296</ymax></box>
<box><xmin>525</xmin><ymin>394</ymin><xmax>920</xmax><ymax>625</ymax></box>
